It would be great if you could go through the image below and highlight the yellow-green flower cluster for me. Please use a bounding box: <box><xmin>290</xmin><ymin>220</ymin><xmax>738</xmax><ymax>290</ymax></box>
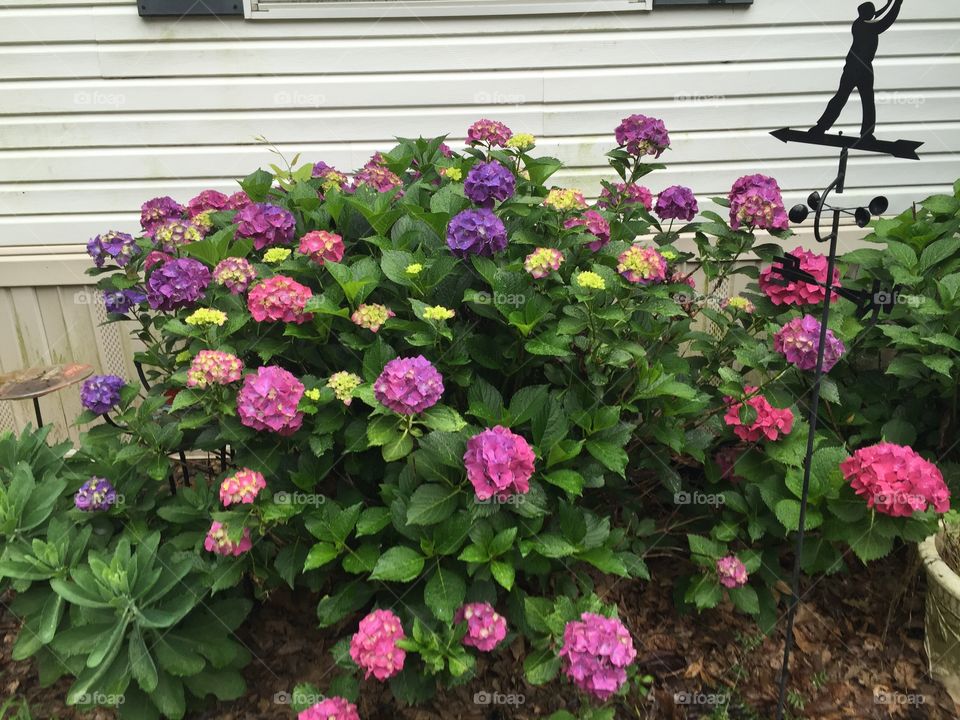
<box><xmin>661</xmin><ymin>249</ymin><xmax>678</xmax><ymax>262</ymax></box>
<box><xmin>575</xmin><ymin>271</ymin><xmax>606</xmax><ymax>291</ymax></box>
<box><xmin>321</xmin><ymin>171</ymin><xmax>348</xmax><ymax>193</ymax></box>
<box><xmin>304</xmin><ymin>388</ymin><xmax>321</xmax><ymax>401</ymax></box>
<box><xmin>441</xmin><ymin>167</ymin><xmax>463</xmax><ymax>181</ymax></box>
<box><xmin>192</xmin><ymin>211</ymin><xmax>215</xmax><ymax>234</ymax></box>
<box><xmin>506</xmin><ymin>133</ymin><xmax>536</xmax><ymax>151</ymax></box>
<box><xmin>723</xmin><ymin>296</ymin><xmax>756</xmax><ymax>313</ymax></box>
<box><xmin>327</xmin><ymin>371</ymin><xmax>362</xmax><ymax>406</ymax></box>
<box><xmin>406</xmin><ymin>263</ymin><xmax>423</xmax><ymax>276</ymax></box>
<box><xmin>263</xmin><ymin>247</ymin><xmax>292</xmax><ymax>264</ymax></box>
<box><xmin>185</xmin><ymin>308</ymin><xmax>228</xmax><ymax>327</ymax></box>
<box><xmin>544</xmin><ymin>188</ymin><xmax>588</xmax><ymax>212</ymax></box>
<box><xmin>423</xmin><ymin>305</ymin><xmax>455</xmax><ymax>321</ymax></box>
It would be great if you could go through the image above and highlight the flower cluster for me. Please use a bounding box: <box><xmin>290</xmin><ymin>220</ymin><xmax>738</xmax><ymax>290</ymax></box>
<box><xmin>464</xmin><ymin>426</ymin><xmax>535</xmax><ymax>501</ymax></box>
<box><xmin>187</xmin><ymin>189</ymin><xmax>229</xmax><ymax>217</ymax></box>
<box><xmin>87</xmin><ymin>230</ymin><xmax>140</xmax><ymax>268</ymax></box>
<box><xmin>299</xmin><ymin>698</ymin><xmax>360</xmax><ymax>720</ymax></box>
<box><xmin>464</xmin><ymin>161</ymin><xmax>515</xmax><ymax>207</ymax></box>
<box><xmin>247</xmin><ymin>276</ymin><xmax>314</xmax><ymax>324</ymax></box>
<box><xmin>354</xmin><ymin>165</ymin><xmax>404</xmax><ymax>193</ymax></box>
<box><xmin>204</xmin><ymin>522</ymin><xmax>252</xmax><ymax>557</ymax></box>
<box><xmin>565</xmin><ymin>210</ymin><xmax>611</xmax><ymax>252</ymax></box>
<box><xmin>186</xmin><ymin>350</ymin><xmax>243</xmax><ymax>389</ymax></box>
<box><xmin>313</xmin><ymin>162</ymin><xmax>349</xmax><ymax>193</ymax></box>
<box><xmin>599</xmin><ymin>183</ymin><xmax>653</xmax><ymax>211</ymax></box>
<box><xmin>524</xmin><ymin>247</ymin><xmax>564</xmax><ymax>279</ymax></box>
<box><xmin>104</xmin><ymin>289</ymin><xmax>146</xmax><ymax>315</ymax></box>
<box><xmin>74</xmin><ymin>477</ymin><xmax>117</xmax><ymax>512</ymax></box>
<box><xmin>236</xmin><ymin>365</ymin><xmax>305</xmax><ymax>436</ymax></box>
<box><xmin>655</xmin><ymin>185</ymin><xmax>698</xmax><ymax>222</ymax></box>
<box><xmin>617</xmin><ymin>245</ymin><xmax>668</xmax><ymax>285</ymax></box>
<box><xmin>506</xmin><ymin>133</ymin><xmax>535</xmax><ymax>150</ymax></box>
<box><xmin>351</xmin><ymin>303</ymin><xmax>394</xmax><ymax>332</ymax></box>
<box><xmin>467</xmin><ymin>118</ymin><xmax>512</xmax><ymax>147</ymax></box>
<box><xmin>185</xmin><ymin>308</ymin><xmax>227</xmax><ymax>327</ymax></box>
<box><xmin>146</xmin><ymin>258</ymin><xmax>211</xmax><ymax>311</ymax></box>
<box><xmin>373</xmin><ymin>356</ymin><xmax>444</xmax><ymax>415</ymax></box>
<box><xmin>614</xmin><ymin>114</ymin><xmax>670</xmax><ymax>157</ymax></box>
<box><xmin>559</xmin><ymin>613</ymin><xmax>636</xmax><ymax>701</ymax></box>
<box><xmin>722</xmin><ymin>296</ymin><xmax>756</xmax><ymax>314</ymax></box>
<box><xmin>774</xmin><ymin>315</ymin><xmax>845</xmax><ymax>372</ymax></box>
<box><xmin>140</xmin><ymin>196</ymin><xmax>184</xmax><ymax>237</ymax></box>
<box><xmin>423</xmin><ymin>305</ymin><xmax>455</xmax><ymax>321</ymax></box>
<box><xmin>298</xmin><ymin>230</ymin><xmax>345</xmax><ymax>265</ymax></box>
<box><xmin>350</xmin><ymin>609</ymin><xmax>406</xmax><ymax>681</ymax></box>
<box><xmin>841</xmin><ymin>442</ymin><xmax>949</xmax><ymax>517</ymax></box>
<box><xmin>447</xmin><ymin>209</ymin><xmax>508</xmax><ymax>257</ymax></box>
<box><xmin>154</xmin><ymin>219</ymin><xmax>204</xmax><ymax>253</ymax></box>
<box><xmin>219</xmin><ymin>469</ymin><xmax>266</xmax><ymax>506</ymax></box>
<box><xmin>576</xmin><ymin>271</ymin><xmax>605</xmax><ymax>291</ymax></box>
<box><xmin>758</xmin><ymin>247</ymin><xmax>841</xmax><ymax>306</ymax></box>
<box><xmin>455</xmin><ymin>603</ymin><xmax>508</xmax><ymax>652</ymax></box>
<box><xmin>327</xmin><ymin>371</ymin><xmax>362</xmax><ymax>406</ymax></box>
<box><xmin>723</xmin><ymin>387</ymin><xmax>794</xmax><ymax>442</ymax></box>
<box><xmin>236</xmin><ymin>203</ymin><xmax>296</xmax><ymax>250</ymax></box>
<box><xmin>716</xmin><ymin>556</ymin><xmax>749</xmax><ymax>588</ymax></box>
<box><xmin>729</xmin><ymin>174</ymin><xmax>789</xmax><ymax>231</ymax></box>
<box><xmin>80</xmin><ymin>375</ymin><xmax>125</xmax><ymax>415</ymax></box>
<box><xmin>213</xmin><ymin>257</ymin><xmax>256</xmax><ymax>295</ymax></box>
<box><xmin>544</xmin><ymin>188</ymin><xmax>587</xmax><ymax>212</ymax></box>
<box><xmin>263</xmin><ymin>247</ymin><xmax>291</xmax><ymax>264</ymax></box>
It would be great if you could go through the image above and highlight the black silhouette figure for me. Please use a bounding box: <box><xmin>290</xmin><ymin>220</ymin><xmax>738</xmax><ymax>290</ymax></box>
<box><xmin>812</xmin><ymin>0</ymin><xmax>904</xmax><ymax>140</ymax></box>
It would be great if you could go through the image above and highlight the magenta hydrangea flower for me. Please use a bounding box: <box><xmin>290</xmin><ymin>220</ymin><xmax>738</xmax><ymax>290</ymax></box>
<box><xmin>187</xmin><ymin>189</ymin><xmax>229</xmax><ymax>218</ymax></box>
<box><xmin>146</xmin><ymin>258</ymin><xmax>211</xmax><ymax>311</ymax></box>
<box><xmin>144</xmin><ymin>250</ymin><xmax>171</xmax><ymax>272</ymax></box>
<box><xmin>213</xmin><ymin>257</ymin><xmax>256</xmax><ymax>295</ymax></box>
<box><xmin>447</xmin><ymin>209</ymin><xmax>508</xmax><ymax>257</ymax></box>
<box><xmin>80</xmin><ymin>375</ymin><xmax>125</xmax><ymax>414</ymax></box>
<box><xmin>559</xmin><ymin>613</ymin><xmax>637</xmax><ymax>701</ymax></box>
<box><xmin>104</xmin><ymin>288</ymin><xmax>146</xmax><ymax>316</ymax></box>
<box><xmin>524</xmin><ymin>247</ymin><xmax>564</xmax><ymax>279</ymax></box>
<box><xmin>655</xmin><ymin>186</ymin><xmax>699</xmax><ymax>222</ymax></box>
<box><xmin>774</xmin><ymin>315</ymin><xmax>845</xmax><ymax>372</ymax></box>
<box><xmin>236</xmin><ymin>365</ymin><xmax>305</xmax><ymax>436</ymax></box>
<box><xmin>153</xmin><ymin>218</ymin><xmax>205</xmax><ymax>253</ymax></box>
<box><xmin>759</xmin><ymin>247</ymin><xmax>841</xmax><ymax>306</ymax></box>
<box><xmin>614</xmin><ymin>114</ymin><xmax>670</xmax><ymax>158</ymax></box>
<box><xmin>716</xmin><ymin>556</ymin><xmax>749</xmax><ymax>589</ymax></box>
<box><xmin>599</xmin><ymin>183</ymin><xmax>654</xmax><ymax>211</ymax></box>
<box><xmin>842</xmin><ymin>442</ymin><xmax>949</xmax><ymax>517</ymax></box>
<box><xmin>299</xmin><ymin>698</ymin><xmax>360</xmax><ymax>720</ymax></box>
<box><xmin>247</xmin><ymin>276</ymin><xmax>314</xmax><ymax>324</ymax></box>
<box><xmin>87</xmin><ymin>230</ymin><xmax>140</xmax><ymax>268</ymax></box>
<box><xmin>464</xmin><ymin>161</ymin><xmax>516</xmax><ymax>207</ymax></box>
<box><xmin>729</xmin><ymin>174</ymin><xmax>789</xmax><ymax>231</ymax></box>
<box><xmin>219</xmin><ymin>468</ymin><xmax>266</xmax><ymax>506</ymax></box>
<box><xmin>723</xmin><ymin>386</ymin><xmax>794</xmax><ymax>442</ymax></box>
<box><xmin>565</xmin><ymin>210</ymin><xmax>611</xmax><ymax>252</ymax></box>
<box><xmin>298</xmin><ymin>230</ymin><xmax>345</xmax><ymax>265</ymax></box>
<box><xmin>354</xmin><ymin>165</ymin><xmax>404</xmax><ymax>194</ymax></box>
<box><xmin>617</xmin><ymin>245</ymin><xmax>668</xmax><ymax>285</ymax></box>
<box><xmin>204</xmin><ymin>521</ymin><xmax>253</xmax><ymax>557</ymax></box>
<box><xmin>464</xmin><ymin>426</ymin><xmax>535</xmax><ymax>502</ymax></box>
<box><xmin>467</xmin><ymin>119</ymin><xmax>513</xmax><ymax>147</ymax></box>
<box><xmin>74</xmin><ymin>477</ymin><xmax>117</xmax><ymax>512</ymax></box>
<box><xmin>455</xmin><ymin>603</ymin><xmax>508</xmax><ymax>652</ymax></box>
<box><xmin>186</xmin><ymin>350</ymin><xmax>243</xmax><ymax>389</ymax></box>
<box><xmin>350</xmin><ymin>609</ymin><xmax>406</xmax><ymax>681</ymax></box>
<box><xmin>225</xmin><ymin>191</ymin><xmax>252</xmax><ymax>210</ymax></box>
<box><xmin>373</xmin><ymin>356</ymin><xmax>444</xmax><ymax>415</ymax></box>
<box><xmin>140</xmin><ymin>196</ymin><xmax>184</xmax><ymax>237</ymax></box>
<box><xmin>236</xmin><ymin>203</ymin><xmax>296</xmax><ymax>250</ymax></box>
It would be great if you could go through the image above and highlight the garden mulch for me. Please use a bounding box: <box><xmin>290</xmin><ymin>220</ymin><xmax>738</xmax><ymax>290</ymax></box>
<box><xmin>2</xmin><ymin>545</ymin><xmax>958</xmax><ymax>719</ymax></box>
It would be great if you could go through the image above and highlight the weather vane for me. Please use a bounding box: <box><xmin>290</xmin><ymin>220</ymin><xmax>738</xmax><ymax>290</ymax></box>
<box><xmin>768</xmin><ymin>3</ymin><xmax>921</xmax><ymax>718</ymax></box>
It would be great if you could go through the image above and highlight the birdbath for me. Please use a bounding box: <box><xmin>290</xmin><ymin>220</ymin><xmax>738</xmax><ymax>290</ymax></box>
<box><xmin>0</xmin><ymin>363</ymin><xmax>94</xmax><ymax>428</ymax></box>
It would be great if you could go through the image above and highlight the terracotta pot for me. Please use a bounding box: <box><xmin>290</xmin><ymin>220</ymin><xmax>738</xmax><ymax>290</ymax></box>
<box><xmin>920</xmin><ymin>531</ymin><xmax>960</xmax><ymax>704</ymax></box>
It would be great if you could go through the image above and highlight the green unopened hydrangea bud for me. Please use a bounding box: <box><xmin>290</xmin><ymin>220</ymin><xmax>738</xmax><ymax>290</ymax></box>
<box><xmin>575</xmin><ymin>271</ymin><xmax>606</xmax><ymax>291</ymax></box>
<box><xmin>326</xmin><ymin>371</ymin><xmax>362</xmax><ymax>406</ymax></box>
<box><xmin>406</xmin><ymin>263</ymin><xmax>423</xmax><ymax>275</ymax></box>
<box><xmin>423</xmin><ymin>305</ymin><xmax>455</xmax><ymax>321</ymax></box>
<box><xmin>263</xmin><ymin>247</ymin><xmax>291</xmax><ymax>264</ymax></box>
<box><xmin>185</xmin><ymin>308</ymin><xmax>228</xmax><ymax>326</ymax></box>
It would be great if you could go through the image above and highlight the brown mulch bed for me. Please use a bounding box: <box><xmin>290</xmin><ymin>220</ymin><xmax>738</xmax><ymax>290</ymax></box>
<box><xmin>2</xmin><ymin>544</ymin><xmax>958</xmax><ymax>719</ymax></box>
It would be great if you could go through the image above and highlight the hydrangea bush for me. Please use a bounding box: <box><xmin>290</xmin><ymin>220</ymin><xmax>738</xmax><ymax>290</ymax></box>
<box><xmin>0</xmin><ymin>116</ymin><xmax>954</xmax><ymax>719</ymax></box>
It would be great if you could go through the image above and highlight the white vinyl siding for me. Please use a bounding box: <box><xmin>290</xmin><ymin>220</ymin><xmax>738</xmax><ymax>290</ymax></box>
<box><xmin>245</xmin><ymin>0</ymin><xmax>651</xmax><ymax>20</ymax></box>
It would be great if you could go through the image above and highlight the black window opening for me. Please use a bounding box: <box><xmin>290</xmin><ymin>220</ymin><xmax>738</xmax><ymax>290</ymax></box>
<box><xmin>139</xmin><ymin>0</ymin><xmax>243</xmax><ymax>17</ymax></box>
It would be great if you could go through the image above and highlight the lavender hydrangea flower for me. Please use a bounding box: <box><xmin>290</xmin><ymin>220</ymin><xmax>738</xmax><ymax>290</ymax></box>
<box><xmin>614</xmin><ymin>114</ymin><xmax>670</xmax><ymax>158</ymax></box>
<box><xmin>729</xmin><ymin>174</ymin><xmax>789</xmax><ymax>231</ymax></box>
<box><xmin>74</xmin><ymin>477</ymin><xmax>117</xmax><ymax>512</ymax></box>
<box><xmin>446</xmin><ymin>209</ymin><xmax>508</xmax><ymax>257</ymax></box>
<box><xmin>140</xmin><ymin>196</ymin><xmax>184</xmax><ymax>237</ymax></box>
<box><xmin>235</xmin><ymin>203</ymin><xmax>296</xmax><ymax>250</ymax></box>
<box><xmin>655</xmin><ymin>185</ymin><xmax>699</xmax><ymax>222</ymax></box>
<box><xmin>146</xmin><ymin>258</ymin><xmax>211</xmax><ymax>311</ymax></box>
<box><xmin>104</xmin><ymin>288</ymin><xmax>146</xmax><ymax>315</ymax></box>
<box><xmin>80</xmin><ymin>375</ymin><xmax>125</xmax><ymax>414</ymax></box>
<box><xmin>774</xmin><ymin>315</ymin><xmax>846</xmax><ymax>372</ymax></box>
<box><xmin>373</xmin><ymin>356</ymin><xmax>444</xmax><ymax>415</ymax></box>
<box><xmin>86</xmin><ymin>231</ymin><xmax>140</xmax><ymax>268</ymax></box>
<box><xmin>464</xmin><ymin>161</ymin><xmax>516</xmax><ymax>207</ymax></box>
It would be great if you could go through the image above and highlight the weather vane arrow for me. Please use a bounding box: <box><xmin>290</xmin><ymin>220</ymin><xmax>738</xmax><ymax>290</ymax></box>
<box><xmin>770</xmin><ymin>127</ymin><xmax>923</xmax><ymax>160</ymax></box>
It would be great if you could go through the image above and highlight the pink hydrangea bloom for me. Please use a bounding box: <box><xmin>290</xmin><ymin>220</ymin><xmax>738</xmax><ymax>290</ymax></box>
<box><xmin>559</xmin><ymin>613</ymin><xmax>636</xmax><ymax>701</ymax></box>
<box><xmin>140</xmin><ymin>196</ymin><xmax>184</xmax><ymax>237</ymax></box>
<box><xmin>351</xmin><ymin>303</ymin><xmax>395</xmax><ymax>333</ymax></box>
<box><xmin>187</xmin><ymin>189</ymin><xmax>229</xmax><ymax>218</ymax></box>
<box><xmin>219</xmin><ymin>468</ymin><xmax>266</xmax><ymax>506</ymax></box>
<box><xmin>455</xmin><ymin>603</ymin><xmax>508</xmax><ymax>652</ymax></box>
<box><xmin>723</xmin><ymin>386</ymin><xmax>794</xmax><ymax>442</ymax></box>
<box><xmin>186</xmin><ymin>350</ymin><xmax>243</xmax><ymax>389</ymax></box>
<box><xmin>716</xmin><ymin>555</ymin><xmax>749</xmax><ymax>588</ymax></box>
<box><xmin>729</xmin><ymin>174</ymin><xmax>789</xmax><ymax>231</ymax></box>
<box><xmin>298</xmin><ymin>230</ymin><xmax>345</xmax><ymax>265</ymax></box>
<box><xmin>467</xmin><ymin>119</ymin><xmax>513</xmax><ymax>147</ymax></box>
<box><xmin>524</xmin><ymin>248</ymin><xmax>564</xmax><ymax>279</ymax></box>
<box><xmin>599</xmin><ymin>183</ymin><xmax>653</xmax><ymax>211</ymax></box>
<box><xmin>247</xmin><ymin>276</ymin><xmax>314</xmax><ymax>324</ymax></box>
<box><xmin>236</xmin><ymin>365</ymin><xmax>305</xmax><ymax>436</ymax></box>
<box><xmin>841</xmin><ymin>442</ymin><xmax>949</xmax><ymax>517</ymax></box>
<box><xmin>617</xmin><ymin>245</ymin><xmax>668</xmax><ymax>285</ymax></box>
<box><xmin>759</xmin><ymin>247</ymin><xmax>841</xmax><ymax>306</ymax></box>
<box><xmin>226</xmin><ymin>191</ymin><xmax>252</xmax><ymax>210</ymax></box>
<box><xmin>774</xmin><ymin>315</ymin><xmax>845</xmax><ymax>372</ymax></box>
<box><xmin>299</xmin><ymin>698</ymin><xmax>360</xmax><ymax>720</ymax></box>
<box><xmin>464</xmin><ymin>426</ymin><xmax>535</xmax><ymax>501</ymax></box>
<box><xmin>564</xmin><ymin>210</ymin><xmax>611</xmax><ymax>252</ymax></box>
<box><xmin>144</xmin><ymin>250</ymin><xmax>172</xmax><ymax>272</ymax></box>
<box><xmin>213</xmin><ymin>257</ymin><xmax>257</xmax><ymax>295</ymax></box>
<box><xmin>373</xmin><ymin>356</ymin><xmax>444</xmax><ymax>415</ymax></box>
<box><xmin>350</xmin><ymin>609</ymin><xmax>406</xmax><ymax>681</ymax></box>
<box><xmin>204</xmin><ymin>521</ymin><xmax>253</xmax><ymax>557</ymax></box>
<box><xmin>354</xmin><ymin>165</ymin><xmax>404</xmax><ymax>193</ymax></box>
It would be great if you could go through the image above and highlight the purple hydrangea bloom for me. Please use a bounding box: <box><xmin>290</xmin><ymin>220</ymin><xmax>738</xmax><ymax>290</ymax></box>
<box><xmin>213</xmin><ymin>256</ymin><xmax>256</xmax><ymax>294</ymax></box>
<box><xmin>86</xmin><ymin>231</ymin><xmax>140</xmax><ymax>268</ymax></box>
<box><xmin>446</xmin><ymin>209</ymin><xmax>508</xmax><ymax>257</ymax></box>
<box><xmin>774</xmin><ymin>315</ymin><xmax>846</xmax><ymax>372</ymax></box>
<box><xmin>614</xmin><ymin>114</ymin><xmax>670</xmax><ymax>158</ymax></box>
<box><xmin>140</xmin><ymin>196</ymin><xmax>184</xmax><ymax>237</ymax></box>
<box><xmin>655</xmin><ymin>185</ymin><xmax>699</xmax><ymax>222</ymax></box>
<box><xmin>104</xmin><ymin>288</ymin><xmax>146</xmax><ymax>315</ymax></box>
<box><xmin>75</xmin><ymin>477</ymin><xmax>117</xmax><ymax>512</ymax></box>
<box><xmin>80</xmin><ymin>375</ymin><xmax>125</xmax><ymax>415</ymax></box>
<box><xmin>464</xmin><ymin>161</ymin><xmax>516</xmax><ymax>207</ymax></box>
<box><xmin>560</xmin><ymin>613</ymin><xmax>637</xmax><ymax>701</ymax></box>
<box><xmin>729</xmin><ymin>174</ymin><xmax>789</xmax><ymax>231</ymax></box>
<box><xmin>373</xmin><ymin>356</ymin><xmax>444</xmax><ymax>415</ymax></box>
<box><xmin>146</xmin><ymin>258</ymin><xmax>211</xmax><ymax>311</ymax></box>
<box><xmin>235</xmin><ymin>203</ymin><xmax>296</xmax><ymax>251</ymax></box>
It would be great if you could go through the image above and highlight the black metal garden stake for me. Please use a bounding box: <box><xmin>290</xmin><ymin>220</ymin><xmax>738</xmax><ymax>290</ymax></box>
<box><xmin>767</xmin><ymin>2</ymin><xmax>922</xmax><ymax>717</ymax></box>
